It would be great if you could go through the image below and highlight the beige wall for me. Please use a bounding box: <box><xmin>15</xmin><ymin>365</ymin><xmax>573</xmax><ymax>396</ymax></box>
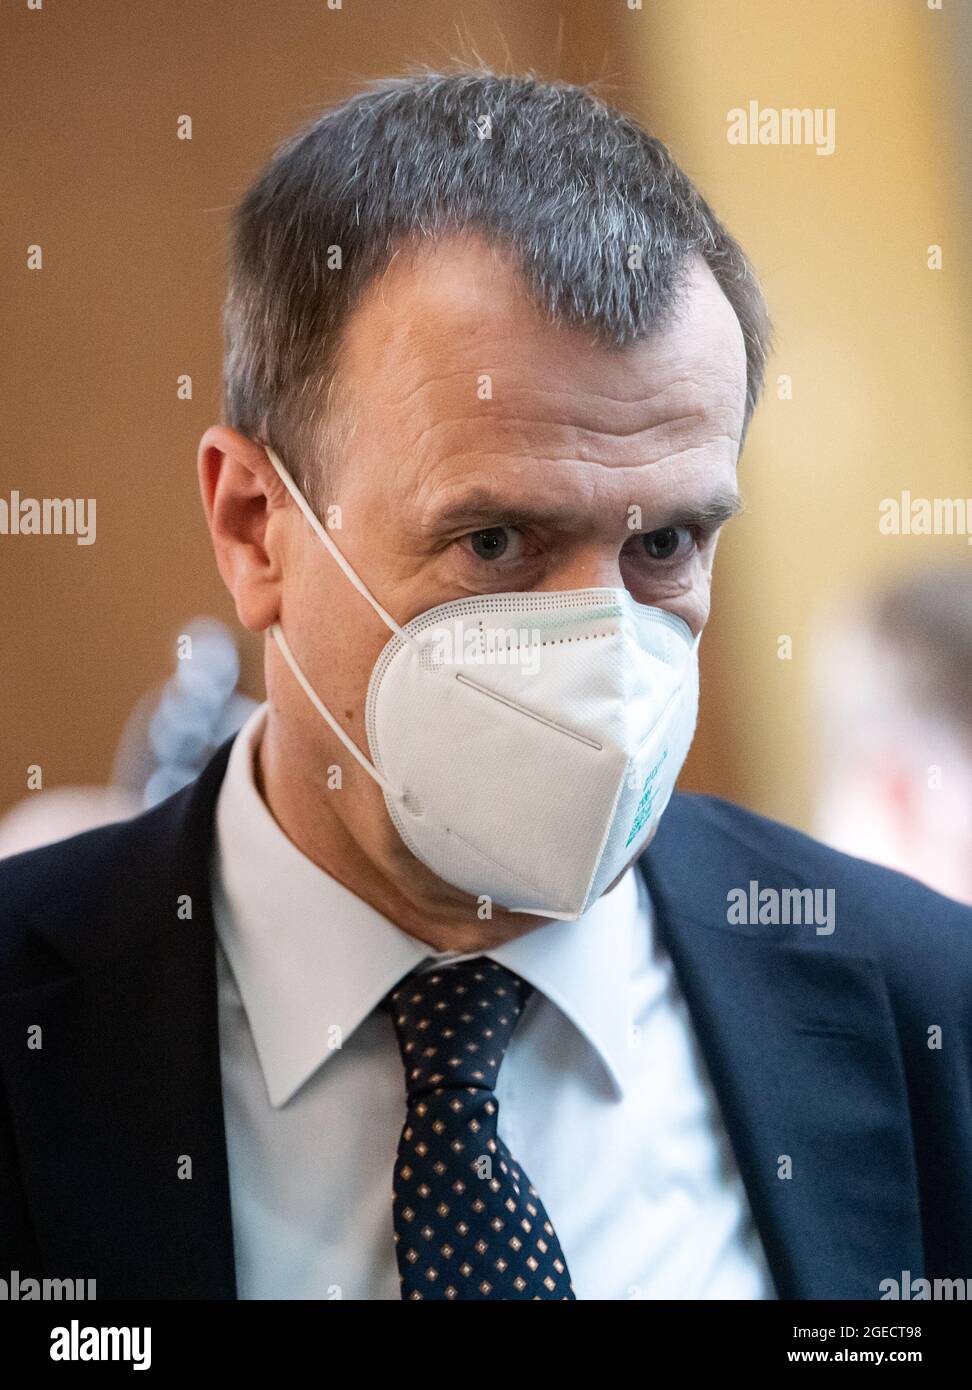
<box><xmin>628</xmin><ymin>0</ymin><xmax>972</xmax><ymax>825</ymax></box>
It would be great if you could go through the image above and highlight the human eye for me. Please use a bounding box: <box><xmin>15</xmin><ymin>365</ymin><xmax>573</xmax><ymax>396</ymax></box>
<box><xmin>635</xmin><ymin>525</ymin><xmax>698</xmax><ymax>563</ymax></box>
<box><xmin>460</xmin><ymin>526</ymin><xmax>528</xmax><ymax>564</ymax></box>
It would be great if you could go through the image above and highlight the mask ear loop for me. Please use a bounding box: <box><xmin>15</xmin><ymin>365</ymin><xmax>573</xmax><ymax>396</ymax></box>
<box><xmin>262</xmin><ymin>443</ymin><xmax>410</xmax><ymax>802</ymax></box>
<box><xmin>268</xmin><ymin>622</ymin><xmax>403</xmax><ymax>798</ymax></box>
<box><xmin>264</xmin><ymin>444</ymin><xmax>413</xmax><ymax>643</ymax></box>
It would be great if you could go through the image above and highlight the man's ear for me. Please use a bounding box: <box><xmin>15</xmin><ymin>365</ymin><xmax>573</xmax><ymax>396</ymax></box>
<box><xmin>197</xmin><ymin>425</ymin><xmax>290</xmax><ymax>633</ymax></box>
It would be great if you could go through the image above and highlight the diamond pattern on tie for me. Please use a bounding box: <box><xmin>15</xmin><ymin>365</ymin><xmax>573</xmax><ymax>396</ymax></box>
<box><xmin>383</xmin><ymin>956</ymin><xmax>575</xmax><ymax>1300</ymax></box>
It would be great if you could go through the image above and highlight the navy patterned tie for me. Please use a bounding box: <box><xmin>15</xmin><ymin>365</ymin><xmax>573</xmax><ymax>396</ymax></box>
<box><xmin>383</xmin><ymin>956</ymin><xmax>576</xmax><ymax>1300</ymax></box>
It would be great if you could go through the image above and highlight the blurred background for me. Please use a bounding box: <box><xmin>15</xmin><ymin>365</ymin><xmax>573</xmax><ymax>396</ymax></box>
<box><xmin>2</xmin><ymin>1</ymin><xmax>970</xmax><ymax>899</ymax></box>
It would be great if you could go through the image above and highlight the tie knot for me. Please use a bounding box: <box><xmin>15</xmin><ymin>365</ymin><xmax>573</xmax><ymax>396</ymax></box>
<box><xmin>383</xmin><ymin>956</ymin><xmax>533</xmax><ymax>1100</ymax></box>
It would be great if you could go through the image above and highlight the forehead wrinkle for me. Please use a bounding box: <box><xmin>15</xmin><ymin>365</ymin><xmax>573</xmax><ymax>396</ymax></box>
<box><xmin>402</xmin><ymin>411</ymin><xmax>714</xmax><ymax>458</ymax></box>
<box><xmin>390</xmin><ymin>364</ymin><xmax>734</xmax><ymax>430</ymax></box>
<box><xmin>385</xmin><ymin>361</ymin><xmax>744</xmax><ymax>476</ymax></box>
<box><xmin>397</xmin><ymin>407</ymin><xmax>742</xmax><ymax>485</ymax></box>
<box><xmin>410</xmin><ymin>452</ymin><xmax>741</xmax><ymax>540</ymax></box>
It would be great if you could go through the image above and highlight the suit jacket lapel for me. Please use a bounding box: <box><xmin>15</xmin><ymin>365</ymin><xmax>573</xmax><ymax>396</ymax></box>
<box><xmin>640</xmin><ymin>798</ymin><xmax>924</xmax><ymax>1299</ymax></box>
<box><xmin>1</xmin><ymin>741</ymin><xmax>237</xmax><ymax>1299</ymax></box>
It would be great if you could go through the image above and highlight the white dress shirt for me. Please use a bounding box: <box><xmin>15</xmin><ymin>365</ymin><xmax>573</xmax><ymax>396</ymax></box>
<box><xmin>210</xmin><ymin>704</ymin><xmax>776</xmax><ymax>1300</ymax></box>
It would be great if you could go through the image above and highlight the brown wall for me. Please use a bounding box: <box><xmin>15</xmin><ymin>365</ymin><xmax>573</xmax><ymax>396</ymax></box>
<box><xmin>0</xmin><ymin>0</ymin><xmax>611</xmax><ymax>811</ymax></box>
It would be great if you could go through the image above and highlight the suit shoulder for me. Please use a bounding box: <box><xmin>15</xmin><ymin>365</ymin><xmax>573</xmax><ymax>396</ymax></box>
<box><xmin>660</xmin><ymin>791</ymin><xmax>972</xmax><ymax>979</ymax></box>
<box><xmin>0</xmin><ymin>797</ymin><xmax>183</xmax><ymax>972</ymax></box>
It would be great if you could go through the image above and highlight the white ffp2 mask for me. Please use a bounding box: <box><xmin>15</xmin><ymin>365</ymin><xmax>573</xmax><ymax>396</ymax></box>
<box><xmin>265</xmin><ymin>445</ymin><xmax>701</xmax><ymax>921</ymax></box>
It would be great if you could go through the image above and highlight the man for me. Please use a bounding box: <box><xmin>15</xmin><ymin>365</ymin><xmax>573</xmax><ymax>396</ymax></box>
<box><xmin>2</xmin><ymin>71</ymin><xmax>970</xmax><ymax>1302</ymax></box>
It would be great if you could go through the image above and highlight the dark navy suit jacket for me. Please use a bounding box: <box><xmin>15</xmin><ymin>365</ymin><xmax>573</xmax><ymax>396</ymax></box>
<box><xmin>2</xmin><ymin>736</ymin><xmax>971</xmax><ymax>1299</ymax></box>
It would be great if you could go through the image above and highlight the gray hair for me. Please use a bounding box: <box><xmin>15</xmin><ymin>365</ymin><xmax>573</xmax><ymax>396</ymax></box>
<box><xmin>223</xmin><ymin>68</ymin><xmax>771</xmax><ymax>504</ymax></box>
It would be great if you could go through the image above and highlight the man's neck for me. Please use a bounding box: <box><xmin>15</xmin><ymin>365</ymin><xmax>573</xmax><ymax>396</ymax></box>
<box><xmin>254</xmin><ymin>714</ymin><xmax>550</xmax><ymax>953</ymax></box>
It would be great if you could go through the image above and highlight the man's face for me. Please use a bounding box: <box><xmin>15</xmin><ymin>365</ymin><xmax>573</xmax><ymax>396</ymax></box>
<box><xmin>270</xmin><ymin>234</ymin><xmax>747</xmax><ymax>909</ymax></box>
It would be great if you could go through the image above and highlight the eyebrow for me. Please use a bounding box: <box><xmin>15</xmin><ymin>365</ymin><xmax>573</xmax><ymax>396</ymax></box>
<box><xmin>419</xmin><ymin>483</ymin><xmax>745</xmax><ymax>536</ymax></box>
<box><xmin>664</xmin><ymin>487</ymin><xmax>746</xmax><ymax>530</ymax></box>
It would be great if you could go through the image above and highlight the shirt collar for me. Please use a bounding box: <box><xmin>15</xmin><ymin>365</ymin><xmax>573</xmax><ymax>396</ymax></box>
<box><xmin>212</xmin><ymin>703</ymin><xmax>644</xmax><ymax>1108</ymax></box>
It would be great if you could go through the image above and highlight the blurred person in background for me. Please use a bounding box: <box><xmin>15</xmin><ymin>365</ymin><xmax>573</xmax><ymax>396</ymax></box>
<box><xmin>812</xmin><ymin>566</ymin><xmax>972</xmax><ymax>907</ymax></box>
<box><xmin>111</xmin><ymin>617</ymin><xmax>258</xmax><ymax>810</ymax></box>
<box><xmin>0</xmin><ymin>618</ymin><xmax>255</xmax><ymax>859</ymax></box>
